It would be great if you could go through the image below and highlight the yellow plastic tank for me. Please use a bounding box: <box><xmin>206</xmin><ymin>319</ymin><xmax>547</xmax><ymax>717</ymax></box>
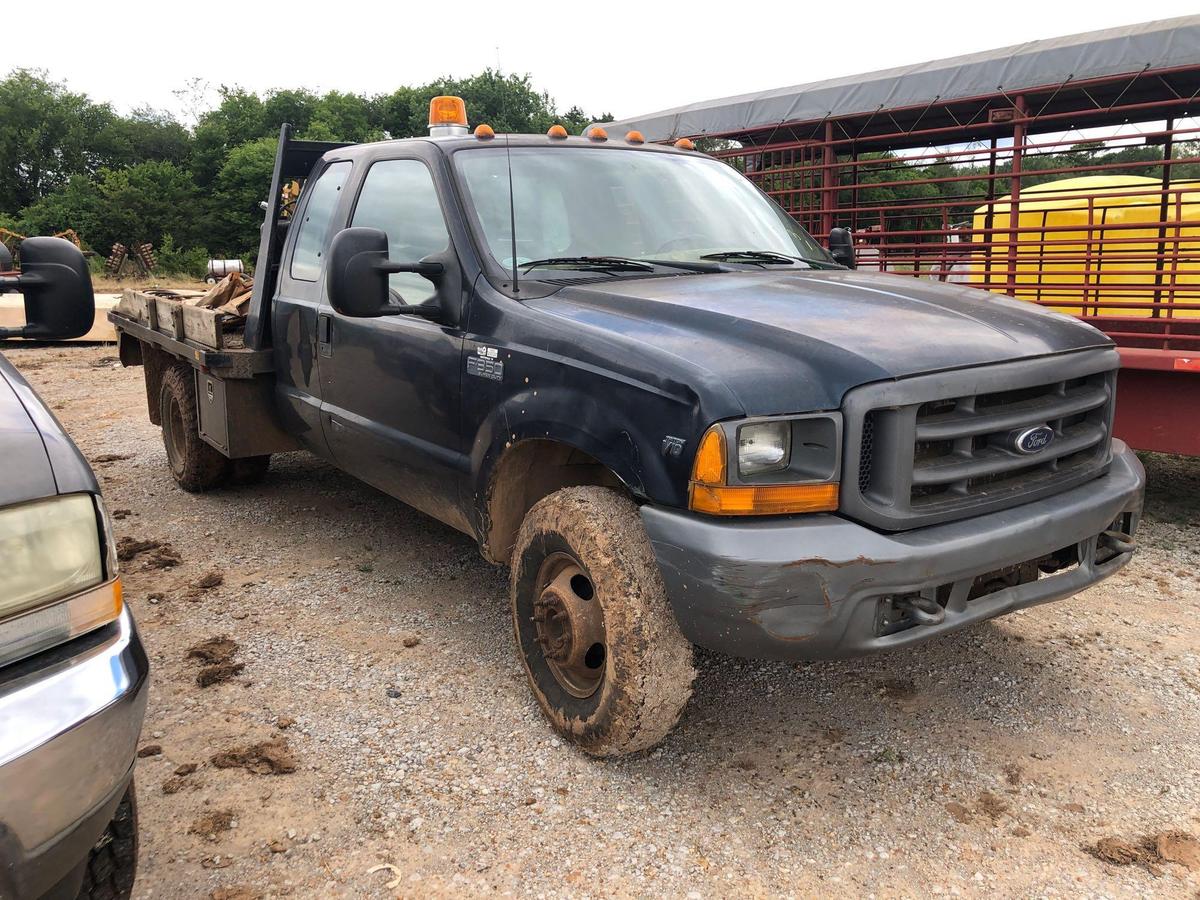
<box><xmin>968</xmin><ymin>174</ymin><xmax>1200</xmax><ymax>318</ymax></box>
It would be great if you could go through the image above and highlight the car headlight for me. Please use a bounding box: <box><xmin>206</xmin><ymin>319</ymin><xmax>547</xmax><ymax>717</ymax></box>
<box><xmin>0</xmin><ymin>493</ymin><xmax>122</xmax><ymax>667</ymax></box>
<box><xmin>738</xmin><ymin>421</ymin><xmax>790</xmax><ymax>476</ymax></box>
<box><xmin>689</xmin><ymin>414</ymin><xmax>842</xmax><ymax>515</ymax></box>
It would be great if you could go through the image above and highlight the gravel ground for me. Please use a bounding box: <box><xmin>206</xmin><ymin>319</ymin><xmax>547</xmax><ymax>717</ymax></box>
<box><xmin>7</xmin><ymin>343</ymin><xmax>1200</xmax><ymax>899</ymax></box>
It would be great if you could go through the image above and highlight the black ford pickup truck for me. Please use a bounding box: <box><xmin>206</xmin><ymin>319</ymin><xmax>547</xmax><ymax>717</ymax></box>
<box><xmin>110</xmin><ymin>99</ymin><xmax>1143</xmax><ymax>756</ymax></box>
<box><xmin>1</xmin><ymin>238</ymin><xmax>148</xmax><ymax>898</ymax></box>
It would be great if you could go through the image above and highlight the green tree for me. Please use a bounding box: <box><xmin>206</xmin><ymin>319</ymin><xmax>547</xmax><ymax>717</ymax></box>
<box><xmin>209</xmin><ymin>136</ymin><xmax>278</xmax><ymax>256</ymax></box>
<box><xmin>21</xmin><ymin>161</ymin><xmax>198</xmax><ymax>252</ymax></box>
<box><xmin>0</xmin><ymin>69</ymin><xmax>115</xmax><ymax>211</ymax></box>
<box><xmin>304</xmin><ymin>91</ymin><xmax>379</xmax><ymax>142</ymax></box>
<box><xmin>95</xmin><ymin>107</ymin><xmax>191</xmax><ymax>170</ymax></box>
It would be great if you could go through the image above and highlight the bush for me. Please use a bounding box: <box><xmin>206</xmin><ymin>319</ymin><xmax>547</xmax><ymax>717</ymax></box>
<box><xmin>156</xmin><ymin>233</ymin><xmax>209</xmax><ymax>278</ymax></box>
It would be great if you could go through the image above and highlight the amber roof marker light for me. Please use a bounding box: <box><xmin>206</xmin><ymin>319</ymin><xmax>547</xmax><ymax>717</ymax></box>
<box><xmin>474</xmin><ymin>124</ymin><xmax>495</xmax><ymax>140</ymax></box>
<box><xmin>428</xmin><ymin>95</ymin><xmax>469</xmax><ymax>137</ymax></box>
<box><xmin>587</xmin><ymin>126</ymin><xmax>608</xmax><ymax>142</ymax></box>
<box><xmin>674</xmin><ymin>138</ymin><xmax>696</xmax><ymax>151</ymax></box>
<box><xmin>547</xmin><ymin>124</ymin><xmax>569</xmax><ymax>140</ymax></box>
<box><xmin>625</xmin><ymin>131</ymin><xmax>645</xmax><ymax>144</ymax></box>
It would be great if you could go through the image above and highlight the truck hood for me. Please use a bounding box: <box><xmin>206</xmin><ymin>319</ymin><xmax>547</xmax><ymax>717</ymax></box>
<box><xmin>527</xmin><ymin>269</ymin><xmax>1113</xmax><ymax>414</ymax></box>
<box><xmin>0</xmin><ymin>355</ymin><xmax>97</xmax><ymax>506</ymax></box>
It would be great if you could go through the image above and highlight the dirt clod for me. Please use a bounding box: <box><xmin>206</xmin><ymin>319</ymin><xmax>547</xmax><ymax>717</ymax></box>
<box><xmin>162</xmin><ymin>776</ymin><xmax>187</xmax><ymax>795</ymax></box>
<box><xmin>1086</xmin><ymin>832</ymin><xmax>1200</xmax><ymax>872</ymax></box>
<box><xmin>1154</xmin><ymin>831</ymin><xmax>1200</xmax><ymax>870</ymax></box>
<box><xmin>976</xmin><ymin>792</ymin><xmax>1010</xmax><ymax>820</ymax></box>
<box><xmin>189</xmin><ymin>809</ymin><xmax>235</xmax><ymax>841</ymax></box>
<box><xmin>137</xmin><ymin>743</ymin><xmax>162</xmax><ymax>758</ymax></box>
<box><xmin>194</xmin><ymin>570</ymin><xmax>225</xmax><ymax>590</ymax></box>
<box><xmin>275</xmin><ymin>716</ymin><xmax>296</xmax><ymax>730</ymax></box>
<box><xmin>91</xmin><ymin>453</ymin><xmax>130</xmax><ymax>464</ymax></box>
<box><xmin>210</xmin><ymin>887</ymin><xmax>260</xmax><ymax>900</ymax></box>
<box><xmin>211</xmin><ymin>739</ymin><xmax>297</xmax><ymax>775</ymax></box>
<box><xmin>145</xmin><ymin>544</ymin><xmax>182</xmax><ymax>569</ymax></box>
<box><xmin>174</xmin><ymin>762</ymin><xmax>198</xmax><ymax>776</ymax></box>
<box><xmin>402</xmin><ymin>634</ymin><xmax>421</xmax><ymax>648</ymax></box>
<box><xmin>117</xmin><ymin>537</ymin><xmax>161</xmax><ymax>562</ymax></box>
<box><xmin>197</xmin><ymin>661</ymin><xmax>245</xmax><ymax>687</ymax></box>
<box><xmin>187</xmin><ymin>636</ymin><xmax>238</xmax><ymax>665</ymax></box>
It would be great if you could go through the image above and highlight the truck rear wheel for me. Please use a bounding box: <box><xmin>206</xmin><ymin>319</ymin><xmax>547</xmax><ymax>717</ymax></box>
<box><xmin>76</xmin><ymin>781</ymin><xmax>138</xmax><ymax>900</ymax></box>
<box><xmin>510</xmin><ymin>486</ymin><xmax>695</xmax><ymax>756</ymax></box>
<box><xmin>159</xmin><ymin>364</ymin><xmax>231</xmax><ymax>492</ymax></box>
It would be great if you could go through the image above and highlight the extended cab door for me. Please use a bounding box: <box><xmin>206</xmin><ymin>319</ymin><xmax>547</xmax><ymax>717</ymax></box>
<box><xmin>318</xmin><ymin>155</ymin><xmax>470</xmax><ymax>533</ymax></box>
<box><xmin>271</xmin><ymin>159</ymin><xmax>353</xmax><ymax>459</ymax></box>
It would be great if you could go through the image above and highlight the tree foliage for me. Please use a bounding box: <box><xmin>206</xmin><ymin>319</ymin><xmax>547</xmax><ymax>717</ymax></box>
<box><xmin>1</xmin><ymin>68</ymin><xmax>610</xmax><ymax>260</ymax></box>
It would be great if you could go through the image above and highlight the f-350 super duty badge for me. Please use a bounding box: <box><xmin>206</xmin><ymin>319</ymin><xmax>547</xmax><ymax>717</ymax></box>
<box><xmin>467</xmin><ymin>345</ymin><xmax>504</xmax><ymax>382</ymax></box>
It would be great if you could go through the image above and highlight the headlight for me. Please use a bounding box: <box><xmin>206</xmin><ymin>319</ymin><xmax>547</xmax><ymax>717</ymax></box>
<box><xmin>738</xmin><ymin>421</ymin><xmax>790</xmax><ymax>476</ymax></box>
<box><xmin>689</xmin><ymin>414</ymin><xmax>842</xmax><ymax>516</ymax></box>
<box><xmin>0</xmin><ymin>493</ymin><xmax>122</xmax><ymax>667</ymax></box>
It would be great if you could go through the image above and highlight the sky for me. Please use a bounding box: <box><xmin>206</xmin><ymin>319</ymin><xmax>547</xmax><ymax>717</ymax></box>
<box><xmin>12</xmin><ymin>1</ymin><xmax>1199</xmax><ymax>124</ymax></box>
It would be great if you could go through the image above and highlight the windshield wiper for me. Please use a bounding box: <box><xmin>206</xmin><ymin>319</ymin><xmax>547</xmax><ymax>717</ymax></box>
<box><xmin>520</xmin><ymin>256</ymin><xmax>655</xmax><ymax>273</ymax></box>
<box><xmin>700</xmin><ymin>250</ymin><xmax>807</xmax><ymax>265</ymax></box>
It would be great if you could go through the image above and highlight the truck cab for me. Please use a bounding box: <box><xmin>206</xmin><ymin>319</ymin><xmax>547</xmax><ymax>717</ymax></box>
<box><xmin>112</xmin><ymin>98</ymin><xmax>1143</xmax><ymax>757</ymax></box>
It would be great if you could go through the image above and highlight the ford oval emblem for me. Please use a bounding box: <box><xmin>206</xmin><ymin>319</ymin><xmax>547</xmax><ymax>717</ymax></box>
<box><xmin>1014</xmin><ymin>424</ymin><xmax>1054</xmax><ymax>454</ymax></box>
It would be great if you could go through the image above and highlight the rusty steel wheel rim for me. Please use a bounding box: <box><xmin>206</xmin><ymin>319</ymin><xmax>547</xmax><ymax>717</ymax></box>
<box><xmin>532</xmin><ymin>552</ymin><xmax>606</xmax><ymax>699</ymax></box>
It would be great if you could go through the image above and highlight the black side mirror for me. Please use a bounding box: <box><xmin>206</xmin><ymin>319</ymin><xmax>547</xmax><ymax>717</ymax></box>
<box><xmin>327</xmin><ymin>227</ymin><xmax>444</xmax><ymax>318</ymax></box>
<box><xmin>828</xmin><ymin>227</ymin><xmax>856</xmax><ymax>269</ymax></box>
<box><xmin>0</xmin><ymin>237</ymin><xmax>95</xmax><ymax>340</ymax></box>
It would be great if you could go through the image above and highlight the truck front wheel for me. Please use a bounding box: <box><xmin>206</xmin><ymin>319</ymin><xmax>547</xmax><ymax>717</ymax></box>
<box><xmin>76</xmin><ymin>781</ymin><xmax>138</xmax><ymax>899</ymax></box>
<box><xmin>510</xmin><ymin>486</ymin><xmax>695</xmax><ymax>756</ymax></box>
<box><xmin>159</xmin><ymin>364</ymin><xmax>231</xmax><ymax>492</ymax></box>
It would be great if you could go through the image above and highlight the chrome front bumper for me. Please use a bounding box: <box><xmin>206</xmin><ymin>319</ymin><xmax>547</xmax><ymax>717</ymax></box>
<box><xmin>0</xmin><ymin>605</ymin><xmax>148</xmax><ymax>899</ymax></box>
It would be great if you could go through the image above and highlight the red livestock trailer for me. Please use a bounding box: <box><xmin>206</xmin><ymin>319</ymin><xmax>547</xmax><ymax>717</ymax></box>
<box><xmin>603</xmin><ymin>15</ymin><xmax>1200</xmax><ymax>455</ymax></box>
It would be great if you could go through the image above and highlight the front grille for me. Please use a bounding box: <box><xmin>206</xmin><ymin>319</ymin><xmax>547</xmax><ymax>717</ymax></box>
<box><xmin>840</xmin><ymin>350</ymin><xmax>1118</xmax><ymax>531</ymax></box>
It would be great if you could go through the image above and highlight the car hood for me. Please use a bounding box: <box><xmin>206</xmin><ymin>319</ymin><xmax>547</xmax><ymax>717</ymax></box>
<box><xmin>526</xmin><ymin>269</ymin><xmax>1113</xmax><ymax>414</ymax></box>
<box><xmin>0</xmin><ymin>355</ymin><xmax>97</xmax><ymax>506</ymax></box>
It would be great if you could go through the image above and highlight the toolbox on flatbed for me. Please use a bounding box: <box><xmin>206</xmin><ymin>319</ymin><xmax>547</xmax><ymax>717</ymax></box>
<box><xmin>108</xmin><ymin>301</ymin><xmax>296</xmax><ymax>459</ymax></box>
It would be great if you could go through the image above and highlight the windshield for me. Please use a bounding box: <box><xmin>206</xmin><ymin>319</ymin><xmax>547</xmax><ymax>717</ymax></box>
<box><xmin>454</xmin><ymin>147</ymin><xmax>830</xmax><ymax>273</ymax></box>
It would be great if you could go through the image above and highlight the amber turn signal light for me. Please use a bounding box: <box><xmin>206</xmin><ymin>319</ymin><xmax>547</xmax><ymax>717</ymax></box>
<box><xmin>689</xmin><ymin>482</ymin><xmax>840</xmax><ymax>516</ymax></box>
<box><xmin>691</xmin><ymin>426</ymin><xmax>726</xmax><ymax>485</ymax></box>
<box><xmin>688</xmin><ymin>423</ymin><xmax>838</xmax><ymax>515</ymax></box>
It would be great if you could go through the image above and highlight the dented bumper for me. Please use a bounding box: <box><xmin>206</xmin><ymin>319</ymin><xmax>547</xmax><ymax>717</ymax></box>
<box><xmin>641</xmin><ymin>441</ymin><xmax>1145</xmax><ymax>661</ymax></box>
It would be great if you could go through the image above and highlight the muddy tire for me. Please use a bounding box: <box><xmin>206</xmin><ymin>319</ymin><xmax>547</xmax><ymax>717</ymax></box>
<box><xmin>230</xmin><ymin>454</ymin><xmax>271</xmax><ymax>485</ymax></box>
<box><xmin>159</xmin><ymin>364</ymin><xmax>230</xmax><ymax>492</ymax></box>
<box><xmin>510</xmin><ymin>486</ymin><xmax>695</xmax><ymax>756</ymax></box>
<box><xmin>76</xmin><ymin>781</ymin><xmax>138</xmax><ymax>900</ymax></box>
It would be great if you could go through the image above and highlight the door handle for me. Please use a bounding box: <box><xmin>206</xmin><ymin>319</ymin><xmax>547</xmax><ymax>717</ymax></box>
<box><xmin>317</xmin><ymin>313</ymin><xmax>332</xmax><ymax>357</ymax></box>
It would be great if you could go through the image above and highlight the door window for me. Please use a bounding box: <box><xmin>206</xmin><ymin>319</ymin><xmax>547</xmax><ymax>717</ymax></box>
<box><xmin>351</xmin><ymin>160</ymin><xmax>450</xmax><ymax>306</ymax></box>
<box><xmin>289</xmin><ymin>161</ymin><xmax>351</xmax><ymax>281</ymax></box>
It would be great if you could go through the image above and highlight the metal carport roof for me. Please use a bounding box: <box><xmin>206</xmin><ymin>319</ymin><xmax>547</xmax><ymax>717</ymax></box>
<box><xmin>598</xmin><ymin>16</ymin><xmax>1200</xmax><ymax>143</ymax></box>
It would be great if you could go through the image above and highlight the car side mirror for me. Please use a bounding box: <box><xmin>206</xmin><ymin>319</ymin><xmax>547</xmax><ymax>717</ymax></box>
<box><xmin>327</xmin><ymin>227</ymin><xmax>445</xmax><ymax>318</ymax></box>
<box><xmin>828</xmin><ymin>227</ymin><xmax>856</xmax><ymax>269</ymax></box>
<box><xmin>0</xmin><ymin>237</ymin><xmax>95</xmax><ymax>340</ymax></box>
